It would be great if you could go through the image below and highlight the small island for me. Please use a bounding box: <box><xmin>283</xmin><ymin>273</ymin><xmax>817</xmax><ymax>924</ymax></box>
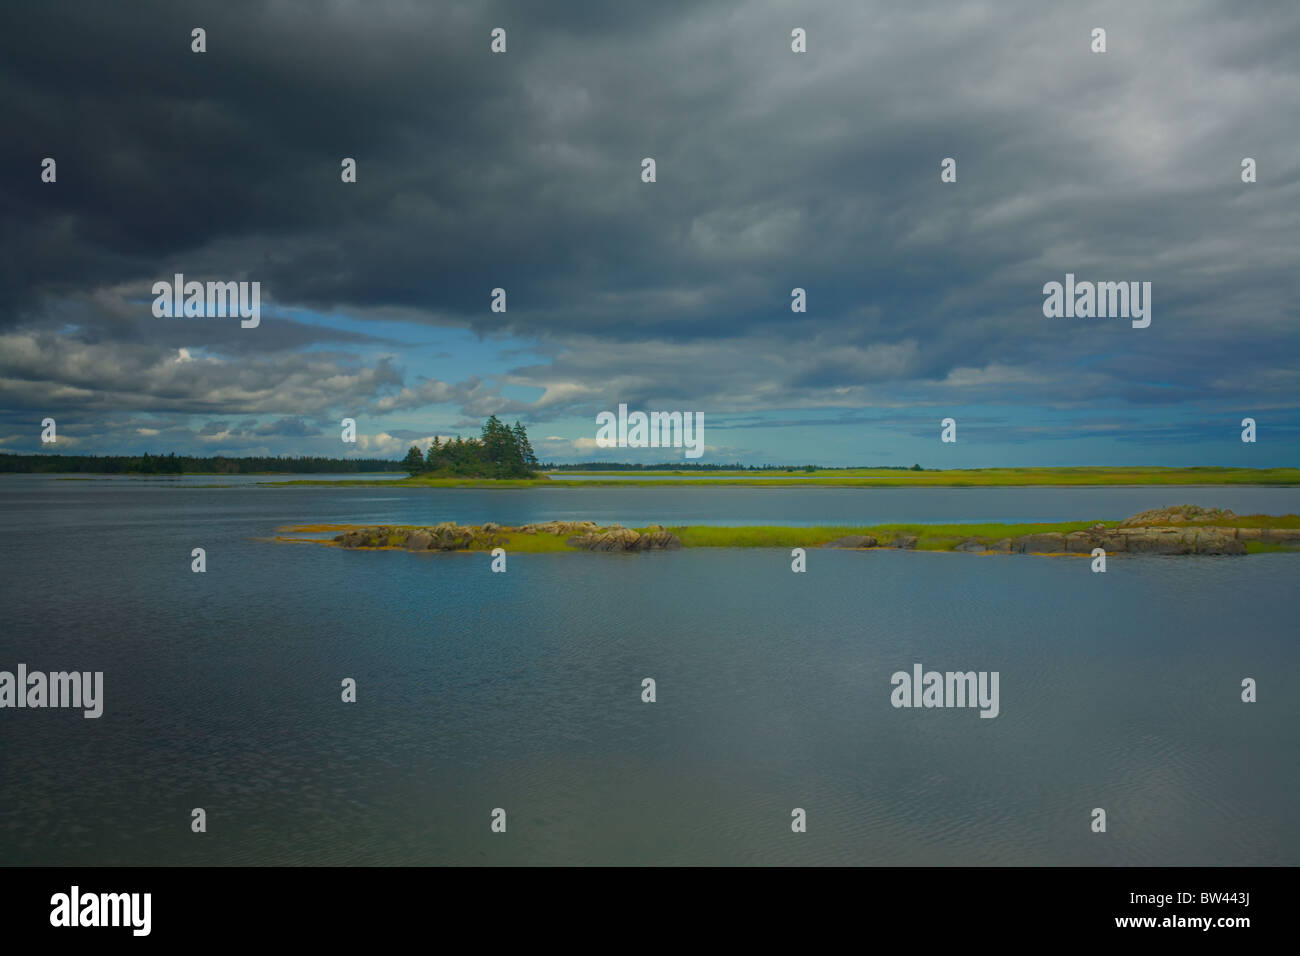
<box><xmin>277</xmin><ymin>506</ymin><xmax>1300</xmax><ymax>556</ymax></box>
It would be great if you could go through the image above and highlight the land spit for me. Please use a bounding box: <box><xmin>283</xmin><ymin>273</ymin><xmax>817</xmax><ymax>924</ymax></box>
<box><xmin>274</xmin><ymin>506</ymin><xmax>1300</xmax><ymax>556</ymax></box>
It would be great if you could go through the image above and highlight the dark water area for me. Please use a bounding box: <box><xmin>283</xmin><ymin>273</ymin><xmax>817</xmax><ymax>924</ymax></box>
<box><xmin>1</xmin><ymin>476</ymin><xmax>1296</xmax><ymax>864</ymax></box>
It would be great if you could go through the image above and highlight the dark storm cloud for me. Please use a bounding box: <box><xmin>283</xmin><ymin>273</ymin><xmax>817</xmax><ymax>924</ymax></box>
<box><xmin>1</xmin><ymin>0</ymin><xmax>1297</xmax><ymax>447</ymax></box>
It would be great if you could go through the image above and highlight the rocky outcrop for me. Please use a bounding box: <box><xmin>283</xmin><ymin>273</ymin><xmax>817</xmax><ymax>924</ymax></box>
<box><xmin>638</xmin><ymin>530</ymin><xmax>683</xmax><ymax>550</ymax></box>
<box><xmin>1064</xmin><ymin>531</ymin><xmax>1097</xmax><ymax>553</ymax></box>
<box><xmin>1190</xmin><ymin>530</ymin><xmax>1244</xmax><ymax>554</ymax></box>
<box><xmin>1119</xmin><ymin>505</ymin><xmax>1237</xmax><ymax>527</ymax></box>
<box><xmin>1011</xmin><ymin>525</ymin><xmax>1246</xmax><ymax>555</ymax></box>
<box><xmin>948</xmin><ymin>510</ymin><xmax>1275</xmax><ymax>555</ymax></box>
<box><xmin>405</xmin><ymin>530</ymin><xmax>433</xmax><ymax>551</ymax></box>
<box><xmin>565</xmin><ymin>528</ymin><xmax>637</xmax><ymax>551</ymax></box>
<box><xmin>333</xmin><ymin>521</ymin><xmax>681</xmax><ymax>553</ymax></box>
<box><xmin>983</xmin><ymin>506</ymin><xmax>1298</xmax><ymax>555</ymax></box>
<box><xmin>1121</xmin><ymin>528</ymin><xmax>1246</xmax><ymax>554</ymax></box>
<box><xmin>517</xmin><ymin>520</ymin><xmax>600</xmax><ymax>536</ymax></box>
<box><xmin>564</xmin><ymin>528</ymin><xmax>682</xmax><ymax>551</ymax></box>
<box><xmin>824</xmin><ymin>534</ymin><xmax>878</xmax><ymax>548</ymax></box>
<box><xmin>1013</xmin><ymin>532</ymin><xmax>1067</xmax><ymax>554</ymax></box>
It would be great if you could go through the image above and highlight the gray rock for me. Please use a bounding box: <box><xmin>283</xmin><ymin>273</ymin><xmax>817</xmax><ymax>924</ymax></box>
<box><xmin>1111</xmin><ymin>527</ymin><xmax>1246</xmax><ymax>555</ymax></box>
<box><xmin>1097</xmin><ymin>533</ymin><xmax>1126</xmax><ymax>553</ymax></box>
<box><xmin>1121</xmin><ymin>529</ymin><xmax>1188</xmax><ymax>553</ymax></box>
<box><xmin>335</xmin><ymin>530</ymin><xmax>370</xmax><ymax>548</ymax></box>
<box><xmin>563</xmin><ymin>527</ymin><xmax>681</xmax><ymax>551</ymax></box>
<box><xmin>892</xmin><ymin>535</ymin><xmax>919</xmax><ymax>550</ymax></box>
<box><xmin>1193</xmin><ymin>530</ymin><xmax>1246</xmax><ymax>555</ymax></box>
<box><xmin>824</xmin><ymin>535</ymin><xmax>877</xmax><ymax>548</ymax></box>
<box><xmin>405</xmin><ymin>531</ymin><xmax>433</xmax><ymax>551</ymax></box>
<box><xmin>953</xmin><ymin>538</ymin><xmax>986</xmax><ymax>552</ymax></box>
<box><xmin>1014</xmin><ymin>532</ymin><xmax>1067</xmax><ymax>554</ymax></box>
<box><xmin>598</xmin><ymin>528</ymin><xmax>641</xmax><ymax>551</ymax></box>
<box><xmin>569</xmin><ymin>528</ymin><xmax>642</xmax><ymax>551</ymax></box>
<box><xmin>1065</xmin><ymin>531</ymin><xmax>1098</xmax><ymax>553</ymax></box>
<box><xmin>1120</xmin><ymin>505</ymin><xmax>1237</xmax><ymax>527</ymax></box>
<box><xmin>637</xmin><ymin>531</ymin><xmax>682</xmax><ymax>550</ymax></box>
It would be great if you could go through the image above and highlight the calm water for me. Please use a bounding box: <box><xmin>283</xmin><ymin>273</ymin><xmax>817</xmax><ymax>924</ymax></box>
<box><xmin>17</xmin><ymin>474</ymin><xmax>1300</xmax><ymax>525</ymax></box>
<box><xmin>1</xmin><ymin>476</ymin><xmax>1297</xmax><ymax>865</ymax></box>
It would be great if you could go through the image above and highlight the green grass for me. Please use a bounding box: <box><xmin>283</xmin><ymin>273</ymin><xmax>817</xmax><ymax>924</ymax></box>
<box><xmin>498</xmin><ymin>532</ymin><xmax>583</xmax><ymax>552</ymax></box>
<box><xmin>544</xmin><ymin>466</ymin><xmax>1300</xmax><ymax>486</ymax></box>
<box><xmin>669</xmin><ymin>521</ymin><xmax>1108</xmax><ymax>550</ymax></box>
<box><xmin>1243</xmin><ymin>540</ymin><xmax>1300</xmax><ymax>554</ymax></box>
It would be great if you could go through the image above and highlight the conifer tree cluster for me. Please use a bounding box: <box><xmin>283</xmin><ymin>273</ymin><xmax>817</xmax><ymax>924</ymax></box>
<box><xmin>403</xmin><ymin>416</ymin><xmax>538</xmax><ymax>478</ymax></box>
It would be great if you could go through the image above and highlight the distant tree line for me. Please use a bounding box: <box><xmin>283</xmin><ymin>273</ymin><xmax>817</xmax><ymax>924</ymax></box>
<box><xmin>403</xmin><ymin>416</ymin><xmax>538</xmax><ymax>478</ymax></box>
<box><xmin>2</xmin><ymin>443</ymin><xmax>918</xmax><ymax>476</ymax></box>
<box><xmin>0</xmin><ymin>452</ymin><xmax>406</xmax><ymax>474</ymax></box>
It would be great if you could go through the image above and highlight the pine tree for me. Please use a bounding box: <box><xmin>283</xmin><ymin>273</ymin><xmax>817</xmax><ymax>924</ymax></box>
<box><xmin>402</xmin><ymin>445</ymin><xmax>425</xmax><ymax>476</ymax></box>
<box><xmin>512</xmin><ymin>421</ymin><xmax>537</xmax><ymax>472</ymax></box>
<box><xmin>481</xmin><ymin>415</ymin><xmax>511</xmax><ymax>476</ymax></box>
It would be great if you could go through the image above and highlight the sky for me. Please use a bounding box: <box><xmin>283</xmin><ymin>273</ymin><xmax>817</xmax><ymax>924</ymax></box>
<box><xmin>2</xmin><ymin>0</ymin><xmax>1297</xmax><ymax>467</ymax></box>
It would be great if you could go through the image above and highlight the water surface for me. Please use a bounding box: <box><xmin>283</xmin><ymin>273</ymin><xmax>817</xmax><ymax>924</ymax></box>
<box><xmin>1</xmin><ymin>476</ymin><xmax>1295</xmax><ymax>865</ymax></box>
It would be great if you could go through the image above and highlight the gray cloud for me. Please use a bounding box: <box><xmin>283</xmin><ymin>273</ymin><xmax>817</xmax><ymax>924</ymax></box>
<box><xmin>1</xmin><ymin>0</ymin><xmax>1297</xmax><ymax>458</ymax></box>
